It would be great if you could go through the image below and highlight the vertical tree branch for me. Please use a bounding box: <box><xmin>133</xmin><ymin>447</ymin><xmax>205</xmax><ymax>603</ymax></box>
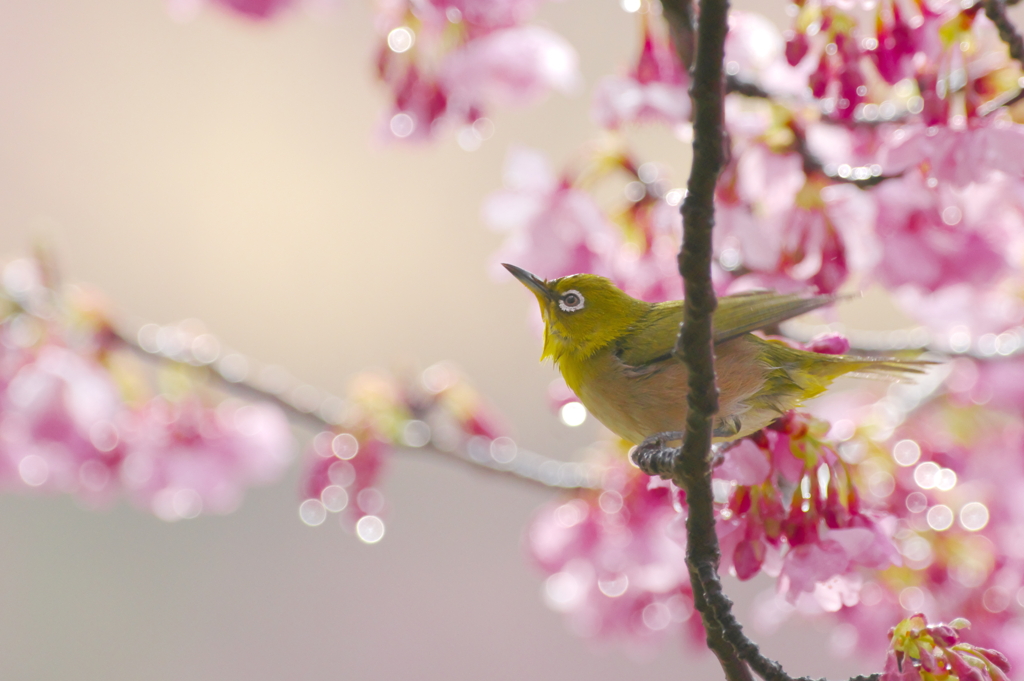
<box><xmin>661</xmin><ymin>1</ymin><xmax>754</xmax><ymax>680</ymax></box>
<box><xmin>650</xmin><ymin>3</ymin><xmax>884</xmax><ymax>680</ymax></box>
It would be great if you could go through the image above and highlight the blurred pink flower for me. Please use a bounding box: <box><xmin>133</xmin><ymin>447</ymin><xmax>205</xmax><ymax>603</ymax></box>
<box><xmin>893</xmin><ymin>284</ymin><xmax>1024</xmax><ymax>337</ymax></box>
<box><xmin>171</xmin><ymin>0</ymin><xmax>295</xmax><ymax>20</ymax></box>
<box><xmin>301</xmin><ymin>431</ymin><xmax>389</xmax><ymax>527</ymax></box>
<box><xmin>527</xmin><ymin>460</ymin><xmax>702</xmax><ymax>646</ymax></box>
<box><xmin>427</xmin><ymin>0</ymin><xmax>546</xmax><ymax>30</ymax></box>
<box><xmin>725</xmin><ymin>11</ymin><xmax>815</xmax><ymax>98</ymax></box>
<box><xmin>0</xmin><ymin>343</ymin><xmax>123</xmax><ymax>502</ymax></box>
<box><xmin>375</xmin><ymin>2</ymin><xmax>578</xmax><ymax>142</ymax></box>
<box><xmin>485</xmin><ymin>147</ymin><xmax>619</xmax><ymax>280</ymax></box>
<box><xmin>213</xmin><ymin>0</ymin><xmax>294</xmax><ymax>18</ymax></box>
<box><xmin>440</xmin><ymin>26</ymin><xmax>579</xmax><ymax>116</ymax></box>
<box><xmin>714</xmin><ymin>146</ymin><xmax>877</xmax><ymax>294</ymax></box>
<box><xmin>120</xmin><ymin>399</ymin><xmax>293</xmax><ymax>520</ymax></box>
<box><xmin>592</xmin><ymin>17</ymin><xmax>689</xmax><ymax>129</ymax></box>
<box><xmin>870</xmin><ymin>1</ymin><xmax>917</xmax><ymax>84</ymax></box>
<box><xmin>871</xmin><ymin>171</ymin><xmax>1008</xmax><ymax>293</ymax></box>
<box><xmin>883</xmin><ymin>121</ymin><xmax>1024</xmax><ymax>189</ymax></box>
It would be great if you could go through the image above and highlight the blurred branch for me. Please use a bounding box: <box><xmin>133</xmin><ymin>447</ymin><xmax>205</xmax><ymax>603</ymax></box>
<box><xmin>724</xmin><ymin>76</ymin><xmax>897</xmax><ymax>188</ymax></box>
<box><xmin>985</xmin><ymin>0</ymin><xmax>1024</xmax><ymax>67</ymax></box>
<box><xmin>111</xmin><ymin>328</ymin><xmax>603</xmax><ymax>493</ymax></box>
<box><xmin>662</xmin><ymin>0</ymin><xmax>696</xmax><ymax>70</ymax></box>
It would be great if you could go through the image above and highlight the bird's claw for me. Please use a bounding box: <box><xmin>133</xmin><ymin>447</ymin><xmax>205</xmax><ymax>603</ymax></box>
<box><xmin>631</xmin><ymin>431</ymin><xmax>685</xmax><ymax>479</ymax></box>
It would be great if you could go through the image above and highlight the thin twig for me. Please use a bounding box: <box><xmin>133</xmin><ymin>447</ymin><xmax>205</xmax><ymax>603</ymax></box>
<box><xmin>110</xmin><ymin>328</ymin><xmax>603</xmax><ymax>492</ymax></box>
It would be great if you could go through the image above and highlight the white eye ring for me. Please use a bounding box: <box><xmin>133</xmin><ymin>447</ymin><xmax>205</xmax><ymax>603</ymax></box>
<box><xmin>558</xmin><ymin>289</ymin><xmax>585</xmax><ymax>312</ymax></box>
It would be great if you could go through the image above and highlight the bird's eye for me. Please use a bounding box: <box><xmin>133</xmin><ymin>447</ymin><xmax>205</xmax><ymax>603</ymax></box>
<box><xmin>559</xmin><ymin>290</ymin><xmax>585</xmax><ymax>312</ymax></box>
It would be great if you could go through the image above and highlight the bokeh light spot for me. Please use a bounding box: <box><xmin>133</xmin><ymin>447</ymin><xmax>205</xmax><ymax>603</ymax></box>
<box><xmin>356</xmin><ymin>515</ymin><xmax>386</xmax><ymax>544</ymax></box>
<box><xmin>559</xmin><ymin>401</ymin><xmax>587</xmax><ymax>427</ymax></box>
<box><xmin>959</xmin><ymin>502</ymin><xmax>989</xmax><ymax>531</ymax></box>
<box><xmin>321</xmin><ymin>485</ymin><xmax>349</xmax><ymax>513</ymax></box>
<box><xmin>597</xmin><ymin>574</ymin><xmax>629</xmax><ymax>597</ymax></box>
<box><xmin>387</xmin><ymin>27</ymin><xmax>415</xmax><ymax>53</ymax></box>
<box><xmin>390</xmin><ymin>113</ymin><xmax>415</xmax><ymax>138</ymax></box>
<box><xmin>331</xmin><ymin>433</ymin><xmax>359</xmax><ymax>460</ymax></box>
<box><xmin>926</xmin><ymin>504</ymin><xmax>954</xmax><ymax>531</ymax></box>
<box><xmin>299</xmin><ymin>499</ymin><xmax>327</xmax><ymax>526</ymax></box>
<box><xmin>892</xmin><ymin>439</ymin><xmax>921</xmax><ymax>466</ymax></box>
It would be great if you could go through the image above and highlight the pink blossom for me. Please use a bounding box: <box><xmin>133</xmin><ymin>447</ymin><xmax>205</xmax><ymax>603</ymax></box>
<box><xmin>870</xmin><ymin>0</ymin><xmax>917</xmax><ymax>84</ymax></box>
<box><xmin>427</xmin><ymin>0</ymin><xmax>545</xmax><ymax>29</ymax></box>
<box><xmin>485</xmin><ymin>147</ymin><xmax>619</xmax><ymax>280</ymax></box>
<box><xmin>871</xmin><ymin>171</ymin><xmax>1009</xmax><ymax>293</ymax></box>
<box><xmin>527</xmin><ymin>460</ymin><xmax>701</xmax><ymax>646</ymax></box>
<box><xmin>120</xmin><ymin>399</ymin><xmax>293</xmax><ymax>520</ymax></box>
<box><xmin>708</xmin><ymin>415</ymin><xmax>901</xmax><ymax>608</ymax></box>
<box><xmin>301</xmin><ymin>431</ymin><xmax>389</xmax><ymax>527</ymax></box>
<box><xmin>609</xmin><ymin>196</ymin><xmax>684</xmax><ymax>303</ymax></box>
<box><xmin>714</xmin><ymin>146</ymin><xmax>877</xmax><ymax>294</ymax></box>
<box><xmin>893</xmin><ymin>284</ymin><xmax>1024</xmax><ymax>337</ymax></box>
<box><xmin>171</xmin><ymin>0</ymin><xmax>295</xmax><ymax>20</ymax></box>
<box><xmin>212</xmin><ymin>0</ymin><xmax>294</xmax><ymax>18</ymax></box>
<box><xmin>714</xmin><ymin>439</ymin><xmax>770</xmax><ymax>486</ymax></box>
<box><xmin>804</xmin><ymin>333</ymin><xmax>850</xmax><ymax>355</ymax></box>
<box><xmin>375</xmin><ymin>2</ymin><xmax>579</xmax><ymax>143</ymax></box>
<box><xmin>440</xmin><ymin>26</ymin><xmax>579</xmax><ymax>118</ymax></box>
<box><xmin>724</xmin><ymin>11</ymin><xmax>814</xmax><ymax>98</ymax></box>
<box><xmin>592</xmin><ymin>17</ymin><xmax>689</xmax><ymax>129</ymax></box>
<box><xmin>0</xmin><ymin>343</ymin><xmax>123</xmax><ymax>502</ymax></box>
<box><xmin>883</xmin><ymin>121</ymin><xmax>1024</xmax><ymax>189</ymax></box>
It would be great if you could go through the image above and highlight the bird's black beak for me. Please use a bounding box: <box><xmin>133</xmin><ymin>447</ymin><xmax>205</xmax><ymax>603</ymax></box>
<box><xmin>502</xmin><ymin>263</ymin><xmax>555</xmax><ymax>301</ymax></box>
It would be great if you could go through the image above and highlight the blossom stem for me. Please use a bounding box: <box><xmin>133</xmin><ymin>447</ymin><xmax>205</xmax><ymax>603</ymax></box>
<box><xmin>110</xmin><ymin>329</ymin><xmax>602</xmax><ymax>493</ymax></box>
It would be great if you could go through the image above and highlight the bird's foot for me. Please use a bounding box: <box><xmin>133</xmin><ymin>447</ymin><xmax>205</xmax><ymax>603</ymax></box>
<box><xmin>712</xmin><ymin>415</ymin><xmax>743</xmax><ymax>440</ymax></box>
<box><xmin>631</xmin><ymin>431</ymin><xmax>685</xmax><ymax>479</ymax></box>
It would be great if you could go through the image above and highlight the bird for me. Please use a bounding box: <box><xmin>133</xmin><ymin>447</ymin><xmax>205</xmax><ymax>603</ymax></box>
<box><xmin>503</xmin><ymin>263</ymin><xmax>926</xmax><ymax>446</ymax></box>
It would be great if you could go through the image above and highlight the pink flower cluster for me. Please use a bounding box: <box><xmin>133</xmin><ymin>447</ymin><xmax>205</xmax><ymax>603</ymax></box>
<box><xmin>526</xmin><ymin>408</ymin><xmax>910</xmax><ymax>646</ymax></box>
<box><xmin>297</xmin><ymin>362</ymin><xmax>508</xmax><ymax>537</ymax></box>
<box><xmin>715</xmin><ymin>413</ymin><xmax>900</xmax><ymax>609</ymax></box>
<box><xmin>827</xmin><ymin>368</ymin><xmax>1024</xmax><ymax>665</ymax></box>
<box><xmin>592</xmin><ymin>14</ymin><xmax>690</xmax><ymax>130</ymax></box>
<box><xmin>527</xmin><ymin>453</ymin><xmax>702</xmax><ymax>646</ymax></box>
<box><xmin>374</xmin><ymin>0</ymin><xmax>578</xmax><ymax>143</ymax></box>
<box><xmin>485</xmin><ymin>146</ymin><xmax>684</xmax><ymax>303</ymax></box>
<box><xmin>883</xmin><ymin>614</ymin><xmax>1011</xmax><ymax>681</ymax></box>
<box><xmin>0</xmin><ymin>257</ymin><xmax>293</xmax><ymax>519</ymax></box>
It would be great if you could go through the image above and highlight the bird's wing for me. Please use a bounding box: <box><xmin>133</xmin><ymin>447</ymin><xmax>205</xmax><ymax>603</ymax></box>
<box><xmin>614</xmin><ymin>291</ymin><xmax>834</xmax><ymax>368</ymax></box>
<box><xmin>713</xmin><ymin>291</ymin><xmax>835</xmax><ymax>343</ymax></box>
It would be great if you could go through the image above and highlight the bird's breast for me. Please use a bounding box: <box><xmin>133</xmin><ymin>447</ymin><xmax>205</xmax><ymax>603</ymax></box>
<box><xmin>560</xmin><ymin>337</ymin><xmax>771</xmax><ymax>444</ymax></box>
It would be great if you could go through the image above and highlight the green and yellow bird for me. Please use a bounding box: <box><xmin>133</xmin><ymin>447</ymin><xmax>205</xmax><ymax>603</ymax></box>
<box><xmin>504</xmin><ymin>263</ymin><xmax>925</xmax><ymax>445</ymax></box>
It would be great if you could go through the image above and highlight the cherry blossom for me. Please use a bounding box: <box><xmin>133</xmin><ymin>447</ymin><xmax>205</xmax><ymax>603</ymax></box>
<box><xmin>883</xmin><ymin>614</ymin><xmax>1011</xmax><ymax>681</ymax></box>
<box><xmin>714</xmin><ymin>144</ymin><xmax>877</xmax><ymax>294</ymax></box>
<box><xmin>527</xmin><ymin>455</ymin><xmax>701</xmax><ymax>645</ymax></box>
<box><xmin>882</xmin><ymin>121</ymin><xmax>1024</xmax><ymax>189</ymax></box>
<box><xmin>0</xmin><ymin>257</ymin><xmax>295</xmax><ymax>517</ymax></box>
<box><xmin>484</xmin><ymin>147</ymin><xmax>619</xmax><ymax>280</ymax></box>
<box><xmin>374</xmin><ymin>0</ymin><xmax>579</xmax><ymax>143</ymax></box>
<box><xmin>871</xmin><ymin>170</ymin><xmax>1010</xmax><ymax>293</ymax></box>
<box><xmin>592</xmin><ymin>15</ymin><xmax>690</xmax><ymax>130</ymax></box>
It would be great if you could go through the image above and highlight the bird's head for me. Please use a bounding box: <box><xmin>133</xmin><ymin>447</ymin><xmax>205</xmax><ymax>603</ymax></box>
<box><xmin>503</xmin><ymin>264</ymin><xmax>648</xmax><ymax>364</ymax></box>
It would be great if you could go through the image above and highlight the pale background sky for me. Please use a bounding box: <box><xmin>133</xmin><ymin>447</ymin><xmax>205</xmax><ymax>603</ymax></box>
<box><xmin>0</xmin><ymin>1</ymin><xmax>941</xmax><ymax>679</ymax></box>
